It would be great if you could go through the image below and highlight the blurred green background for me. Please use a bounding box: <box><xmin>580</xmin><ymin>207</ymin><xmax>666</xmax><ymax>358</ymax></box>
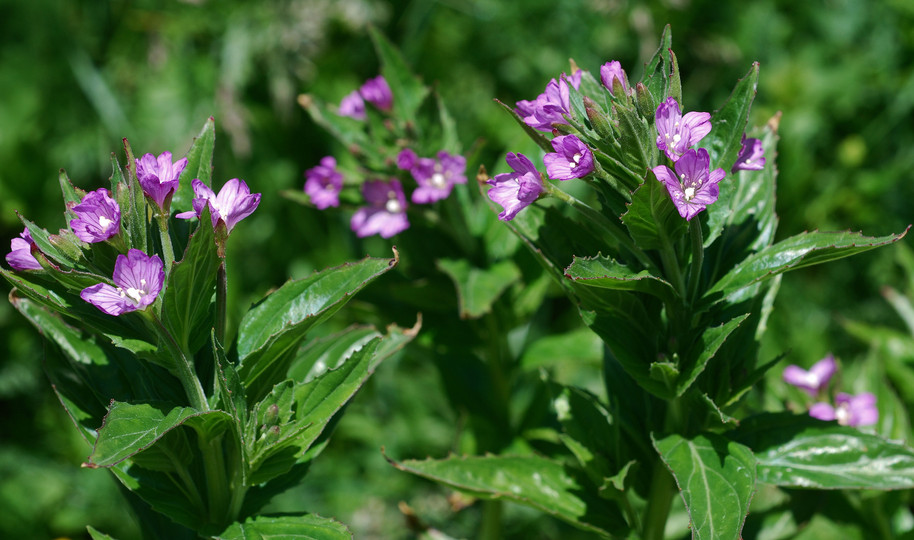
<box><xmin>1</xmin><ymin>0</ymin><xmax>913</xmax><ymax>538</ymax></box>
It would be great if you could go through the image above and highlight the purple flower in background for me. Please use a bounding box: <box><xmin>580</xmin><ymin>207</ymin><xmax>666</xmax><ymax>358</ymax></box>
<box><xmin>360</xmin><ymin>75</ymin><xmax>393</xmax><ymax>111</ymax></box>
<box><xmin>515</xmin><ymin>71</ymin><xmax>583</xmax><ymax>132</ymax></box>
<box><xmin>304</xmin><ymin>157</ymin><xmax>344</xmax><ymax>210</ymax></box>
<box><xmin>600</xmin><ymin>61</ymin><xmax>629</xmax><ymax>96</ymax></box>
<box><xmin>136</xmin><ymin>151</ymin><xmax>187</xmax><ymax>212</ymax></box>
<box><xmin>70</xmin><ymin>188</ymin><xmax>121</xmax><ymax>243</ymax></box>
<box><xmin>809</xmin><ymin>392</ymin><xmax>879</xmax><ymax>427</ymax></box>
<box><xmin>731</xmin><ymin>134</ymin><xmax>766</xmax><ymax>173</ymax></box>
<box><xmin>176</xmin><ymin>179</ymin><xmax>261</xmax><ymax>234</ymax></box>
<box><xmin>6</xmin><ymin>228</ymin><xmax>42</xmax><ymax>271</ymax></box>
<box><xmin>543</xmin><ymin>134</ymin><xmax>594</xmax><ymax>181</ymax></box>
<box><xmin>655</xmin><ymin>97</ymin><xmax>712</xmax><ymax>162</ymax></box>
<box><xmin>652</xmin><ymin>148</ymin><xmax>725</xmax><ymax>221</ymax></box>
<box><xmin>339</xmin><ymin>90</ymin><xmax>366</xmax><ymax>120</ymax></box>
<box><xmin>80</xmin><ymin>249</ymin><xmax>164</xmax><ymax>316</ymax></box>
<box><xmin>350</xmin><ymin>179</ymin><xmax>409</xmax><ymax>238</ymax></box>
<box><xmin>397</xmin><ymin>148</ymin><xmax>418</xmax><ymax>171</ymax></box>
<box><xmin>486</xmin><ymin>153</ymin><xmax>544</xmax><ymax>221</ymax></box>
<box><xmin>783</xmin><ymin>354</ymin><xmax>837</xmax><ymax>396</ymax></box>
<box><xmin>409</xmin><ymin>151</ymin><xmax>467</xmax><ymax>204</ymax></box>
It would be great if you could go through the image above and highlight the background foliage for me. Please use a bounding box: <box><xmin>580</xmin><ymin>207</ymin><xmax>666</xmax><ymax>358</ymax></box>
<box><xmin>1</xmin><ymin>0</ymin><xmax>913</xmax><ymax>538</ymax></box>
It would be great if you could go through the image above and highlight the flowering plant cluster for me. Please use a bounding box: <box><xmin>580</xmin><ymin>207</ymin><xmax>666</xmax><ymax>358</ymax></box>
<box><xmin>384</xmin><ymin>27</ymin><xmax>913</xmax><ymax>539</ymax></box>
<box><xmin>784</xmin><ymin>354</ymin><xmax>879</xmax><ymax>427</ymax></box>
<box><xmin>2</xmin><ymin>119</ymin><xmax>412</xmax><ymax>537</ymax></box>
<box><xmin>296</xmin><ymin>29</ymin><xmax>467</xmax><ymax>239</ymax></box>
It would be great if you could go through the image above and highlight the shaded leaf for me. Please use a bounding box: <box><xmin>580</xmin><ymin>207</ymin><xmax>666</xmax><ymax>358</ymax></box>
<box><xmin>564</xmin><ymin>253</ymin><xmax>677</xmax><ymax>304</ymax></box>
<box><xmin>173</xmin><ymin>117</ymin><xmax>215</xmax><ymax>214</ymax></box>
<box><xmin>436</xmin><ymin>258</ymin><xmax>521</xmax><ymax>318</ymax></box>
<box><xmin>214</xmin><ymin>514</ymin><xmax>352</xmax><ymax>540</ymax></box>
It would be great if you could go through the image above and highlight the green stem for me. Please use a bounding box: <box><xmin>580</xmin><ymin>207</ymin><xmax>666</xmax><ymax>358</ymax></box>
<box><xmin>156</xmin><ymin>214</ymin><xmax>176</xmax><ymax>274</ymax></box>
<box><xmin>545</xmin><ymin>182</ymin><xmax>657</xmax><ymax>272</ymax></box>
<box><xmin>149</xmin><ymin>313</ymin><xmax>209</xmax><ymax>411</ymax></box>
<box><xmin>659</xmin><ymin>232</ymin><xmax>686</xmax><ymax>300</ymax></box>
<box><xmin>642</xmin><ymin>458</ymin><xmax>676</xmax><ymax>540</ymax></box>
<box><xmin>198</xmin><ymin>433</ymin><xmax>230</xmax><ymax>527</ymax></box>
<box><xmin>688</xmin><ymin>219</ymin><xmax>704</xmax><ymax>304</ymax></box>
<box><xmin>163</xmin><ymin>447</ymin><xmax>206</xmax><ymax>514</ymax></box>
<box><xmin>216</xmin><ymin>260</ymin><xmax>227</xmax><ymax>345</ymax></box>
<box><xmin>480</xmin><ymin>499</ymin><xmax>504</xmax><ymax>540</ymax></box>
<box><xmin>226</xmin><ymin>437</ymin><xmax>248</xmax><ymax>523</ymax></box>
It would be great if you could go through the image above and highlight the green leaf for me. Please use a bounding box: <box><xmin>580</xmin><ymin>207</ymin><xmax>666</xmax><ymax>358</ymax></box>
<box><xmin>547</xmin><ymin>381</ymin><xmax>618</xmax><ymax>485</ymax></box>
<box><xmin>387</xmin><ymin>453</ymin><xmax>627</xmax><ymax>537</ymax></box>
<box><xmin>173</xmin><ymin>117</ymin><xmax>215</xmax><ymax>214</ymax></box>
<box><xmin>87</xmin><ymin>526</ymin><xmax>118</xmax><ymax>540</ymax></box>
<box><xmin>564</xmin><ymin>253</ymin><xmax>677</xmax><ymax>304</ymax></box>
<box><xmin>641</xmin><ymin>25</ymin><xmax>673</xmax><ymax>103</ymax></box>
<box><xmin>436</xmin><ymin>258</ymin><xmax>521</xmax><ymax>319</ymax></box>
<box><xmin>735</xmin><ymin>414</ymin><xmax>914</xmax><ymax>489</ymax></box>
<box><xmin>369</xmin><ymin>27</ymin><xmax>429</xmax><ymax>122</ymax></box>
<box><xmin>85</xmin><ymin>401</ymin><xmax>230</xmax><ymax>468</ymax></box>
<box><xmin>676</xmin><ymin>313</ymin><xmax>750</xmax><ymax>396</ymax></box>
<box><xmin>214</xmin><ymin>514</ymin><xmax>352</xmax><ymax>540</ymax></box>
<box><xmin>298</xmin><ymin>95</ymin><xmax>383</xmax><ymax>165</ymax></box>
<box><xmin>705</xmin><ymin>228</ymin><xmax>910</xmax><ymax>306</ymax></box>
<box><xmin>121</xmin><ymin>138</ymin><xmax>149</xmax><ymax>252</ymax></box>
<box><xmin>59</xmin><ymin>168</ymin><xmax>84</xmax><ymax>211</ymax></box>
<box><xmin>161</xmin><ymin>207</ymin><xmax>220</xmax><ymax>353</ymax></box>
<box><xmin>613</xmin><ymin>104</ymin><xmax>654</xmax><ymax>176</ymax></box>
<box><xmin>287</xmin><ymin>326</ymin><xmax>380</xmax><ymax>383</ymax></box>
<box><xmin>703</xmin><ymin>63</ymin><xmax>760</xmax><ymax>173</ymax></box>
<box><xmin>621</xmin><ymin>175</ymin><xmax>688</xmax><ymax>251</ymax></box>
<box><xmin>237</xmin><ymin>253</ymin><xmax>397</xmax><ymax>402</ymax></box>
<box><xmin>653</xmin><ymin>432</ymin><xmax>757</xmax><ymax>540</ymax></box>
<box><xmin>494</xmin><ymin>98</ymin><xmax>554</xmax><ymax>154</ymax></box>
<box><xmin>19</xmin><ymin>214</ymin><xmax>80</xmax><ymax>269</ymax></box>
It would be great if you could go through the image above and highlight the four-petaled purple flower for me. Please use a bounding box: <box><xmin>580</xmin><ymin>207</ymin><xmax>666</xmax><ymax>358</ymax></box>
<box><xmin>543</xmin><ymin>134</ymin><xmax>594</xmax><ymax>181</ymax></box>
<box><xmin>350</xmin><ymin>179</ymin><xmax>409</xmax><ymax>238</ymax></box>
<box><xmin>136</xmin><ymin>151</ymin><xmax>188</xmax><ymax>212</ymax></box>
<box><xmin>600</xmin><ymin>61</ymin><xmax>629</xmax><ymax>96</ymax></box>
<box><xmin>339</xmin><ymin>90</ymin><xmax>366</xmax><ymax>120</ymax></box>
<box><xmin>80</xmin><ymin>249</ymin><xmax>164</xmax><ymax>316</ymax></box>
<box><xmin>731</xmin><ymin>134</ymin><xmax>766</xmax><ymax>173</ymax></box>
<box><xmin>809</xmin><ymin>392</ymin><xmax>879</xmax><ymax>427</ymax></box>
<box><xmin>783</xmin><ymin>354</ymin><xmax>837</xmax><ymax>396</ymax></box>
<box><xmin>486</xmin><ymin>153</ymin><xmax>544</xmax><ymax>221</ymax></box>
<box><xmin>176</xmin><ymin>179</ymin><xmax>261</xmax><ymax>234</ymax></box>
<box><xmin>409</xmin><ymin>151</ymin><xmax>467</xmax><ymax>204</ymax></box>
<box><xmin>360</xmin><ymin>75</ymin><xmax>393</xmax><ymax>112</ymax></box>
<box><xmin>655</xmin><ymin>97</ymin><xmax>712</xmax><ymax>162</ymax></box>
<box><xmin>515</xmin><ymin>71</ymin><xmax>583</xmax><ymax>132</ymax></box>
<box><xmin>70</xmin><ymin>188</ymin><xmax>121</xmax><ymax>243</ymax></box>
<box><xmin>304</xmin><ymin>157</ymin><xmax>344</xmax><ymax>210</ymax></box>
<box><xmin>652</xmin><ymin>148</ymin><xmax>725</xmax><ymax>221</ymax></box>
<box><xmin>6</xmin><ymin>228</ymin><xmax>42</xmax><ymax>271</ymax></box>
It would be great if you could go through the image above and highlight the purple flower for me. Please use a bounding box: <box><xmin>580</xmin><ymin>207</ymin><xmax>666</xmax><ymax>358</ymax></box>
<box><xmin>176</xmin><ymin>179</ymin><xmax>261</xmax><ymax>234</ymax></box>
<box><xmin>69</xmin><ymin>188</ymin><xmax>121</xmax><ymax>243</ymax></box>
<box><xmin>809</xmin><ymin>392</ymin><xmax>879</xmax><ymax>427</ymax></box>
<box><xmin>486</xmin><ymin>153</ymin><xmax>544</xmax><ymax>221</ymax></box>
<box><xmin>359</xmin><ymin>75</ymin><xmax>393</xmax><ymax>112</ymax></box>
<box><xmin>136</xmin><ymin>151</ymin><xmax>188</xmax><ymax>212</ymax></box>
<box><xmin>783</xmin><ymin>354</ymin><xmax>837</xmax><ymax>396</ymax></box>
<box><xmin>409</xmin><ymin>151</ymin><xmax>467</xmax><ymax>204</ymax></box>
<box><xmin>6</xmin><ymin>228</ymin><xmax>42</xmax><ymax>271</ymax></box>
<box><xmin>350</xmin><ymin>179</ymin><xmax>409</xmax><ymax>238</ymax></box>
<box><xmin>397</xmin><ymin>148</ymin><xmax>418</xmax><ymax>171</ymax></box>
<box><xmin>652</xmin><ymin>148</ymin><xmax>725</xmax><ymax>221</ymax></box>
<box><xmin>304</xmin><ymin>157</ymin><xmax>344</xmax><ymax>210</ymax></box>
<box><xmin>731</xmin><ymin>134</ymin><xmax>766</xmax><ymax>173</ymax></box>
<box><xmin>515</xmin><ymin>71</ymin><xmax>583</xmax><ymax>132</ymax></box>
<box><xmin>80</xmin><ymin>249</ymin><xmax>164</xmax><ymax>316</ymax></box>
<box><xmin>339</xmin><ymin>90</ymin><xmax>366</xmax><ymax>120</ymax></box>
<box><xmin>655</xmin><ymin>97</ymin><xmax>712</xmax><ymax>162</ymax></box>
<box><xmin>600</xmin><ymin>61</ymin><xmax>629</xmax><ymax>96</ymax></box>
<box><xmin>543</xmin><ymin>134</ymin><xmax>594</xmax><ymax>181</ymax></box>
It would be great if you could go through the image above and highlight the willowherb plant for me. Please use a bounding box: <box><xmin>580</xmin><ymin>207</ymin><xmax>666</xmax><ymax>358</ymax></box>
<box><xmin>2</xmin><ymin>118</ymin><xmax>414</xmax><ymax>539</ymax></box>
<box><xmin>386</xmin><ymin>26</ymin><xmax>914</xmax><ymax>539</ymax></box>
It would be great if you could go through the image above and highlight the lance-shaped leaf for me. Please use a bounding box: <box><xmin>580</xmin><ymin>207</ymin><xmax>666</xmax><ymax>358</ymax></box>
<box><xmin>369</xmin><ymin>27</ymin><xmax>429</xmax><ymax>122</ymax></box>
<box><xmin>653</xmin><ymin>433</ymin><xmax>757</xmax><ymax>540</ymax></box>
<box><xmin>85</xmin><ymin>401</ymin><xmax>232</xmax><ymax>468</ymax></box>
<box><xmin>237</xmin><ymin>253</ymin><xmax>397</xmax><ymax>402</ymax></box>
<box><xmin>436</xmin><ymin>258</ymin><xmax>521</xmax><ymax>319</ymax></box>
<box><xmin>703</xmin><ymin>63</ymin><xmax>759</xmax><ymax>174</ymax></box>
<box><xmin>547</xmin><ymin>381</ymin><xmax>619</xmax><ymax>486</ymax></box>
<box><xmin>109</xmin><ymin>461</ymin><xmax>206</xmax><ymax>535</ymax></box>
<box><xmin>704</xmin><ymin>228</ymin><xmax>910</xmax><ymax>306</ymax></box>
<box><xmin>613</xmin><ymin>104</ymin><xmax>654</xmax><ymax>177</ymax></box>
<box><xmin>622</xmin><ymin>175</ymin><xmax>688</xmax><ymax>251</ymax></box>
<box><xmin>121</xmin><ymin>138</ymin><xmax>149</xmax><ymax>252</ymax></box>
<box><xmin>494</xmin><ymin>98</ymin><xmax>555</xmax><ymax>154</ymax></box>
<box><xmin>161</xmin><ymin>205</ymin><xmax>220</xmax><ymax>353</ymax></box>
<box><xmin>214</xmin><ymin>514</ymin><xmax>352</xmax><ymax>540</ymax></box>
<box><xmin>675</xmin><ymin>313</ymin><xmax>750</xmax><ymax>396</ymax></box>
<box><xmin>734</xmin><ymin>413</ymin><xmax>914</xmax><ymax>489</ymax></box>
<box><xmin>641</xmin><ymin>25</ymin><xmax>674</xmax><ymax>104</ymax></box>
<box><xmin>565</xmin><ymin>253</ymin><xmax>677</xmax><ymax>305</ymax></box>
<box><xmin>298</xmin><ymin>94</ymin><xmax>384</xmax><ymax>165</ymax></box>
<box><xmin>173</xmin><ymin>116</ymin><xmax>215</xmax><ymax>214</ymax></box>
<box><xmin>19</xmin><ymin>214</ymin><xmax>80</xmax><ymax>269</ymax></box>
<box><xmin>386</xmin><ymin>453</ymin><xmax>628</xmax><ymax>537</ymax></box>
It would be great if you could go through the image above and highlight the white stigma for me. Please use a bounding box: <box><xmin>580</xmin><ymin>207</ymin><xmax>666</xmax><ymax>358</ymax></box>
<box><xmin>672</xmin><ymin>134</ymin><xmax>681</xmax><ymax>144</ymax></box>
<box><xmin>385</xmin><ymin>198</ymin><xmax>402</xmax><ymax>214</ymax></box>
<box><xmin>571</xmin><ymin>153</ymin><xmax>582</xmax><ymax>165</ymax></box>
<box><xmin>835</xmin><ymin>404</ymin><xmax>850</xmax><ymax>426</ymax></box>
<box><xmin>99</xmin><ymin>216</ymin><xmax>114</xmax><ymax>229</ymax></box>
<box><xmin>684</xmin><ymin>186</ymin><xmax>695</xmax><ymax>201</ymax></box>
<box><xmin>430</xmin><ymin>172</ymin><xmax>447</xmax><ymax>188</ymax></box>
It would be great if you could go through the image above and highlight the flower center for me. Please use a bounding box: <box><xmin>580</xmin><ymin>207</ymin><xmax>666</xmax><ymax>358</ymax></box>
<box><xmin>570</xmin><ymin>152</ymin><xmax>582</xmax><ymax>166</ymax></box>
<box><xmin>385</xmin><ymin>197</ymin><xmax>402</xmax><ymax>214</ymax></box>
<box><xmin>99</xmin><ymin>216</ymin><xmax>114</xmax><ymax>229</ymax></box>
<box><xmin>684</xmin><ymin>186</ymin><xmax>695</xmax><ymax>201</ymax></box>
<box><xmin>121</xmin><ymin>278</ymin><xmax>148</xmax><ymax>304</ymax></box>
<box><xmin>835</xmin><ymin>404</ymin><xmax>850</xmax><ymax>426</ymax></box>
<box><xmin>430</xmin><ymin>172</ymin><xmax>447</xmax><ymax>188</ymax></box>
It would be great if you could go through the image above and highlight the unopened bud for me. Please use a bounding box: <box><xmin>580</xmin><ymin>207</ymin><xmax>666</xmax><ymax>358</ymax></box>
<box><xmin>263</xmin><ymin>404</ymin><xmax>279</xmax><ymax>426</ymax></box>
<box><xmin>265</xmin><ymin>425</ymin><xmax>281</xmax><ymax>443</ymax></box>
<box><xmin>583</xmin><ymin>96</ymin><xmax>613</xmax><ymax>139</ymax></box>
<box><xmin>635</xmin><ymin>83</ymin><xmax>656</xmax><ymax>119</ymax></box>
